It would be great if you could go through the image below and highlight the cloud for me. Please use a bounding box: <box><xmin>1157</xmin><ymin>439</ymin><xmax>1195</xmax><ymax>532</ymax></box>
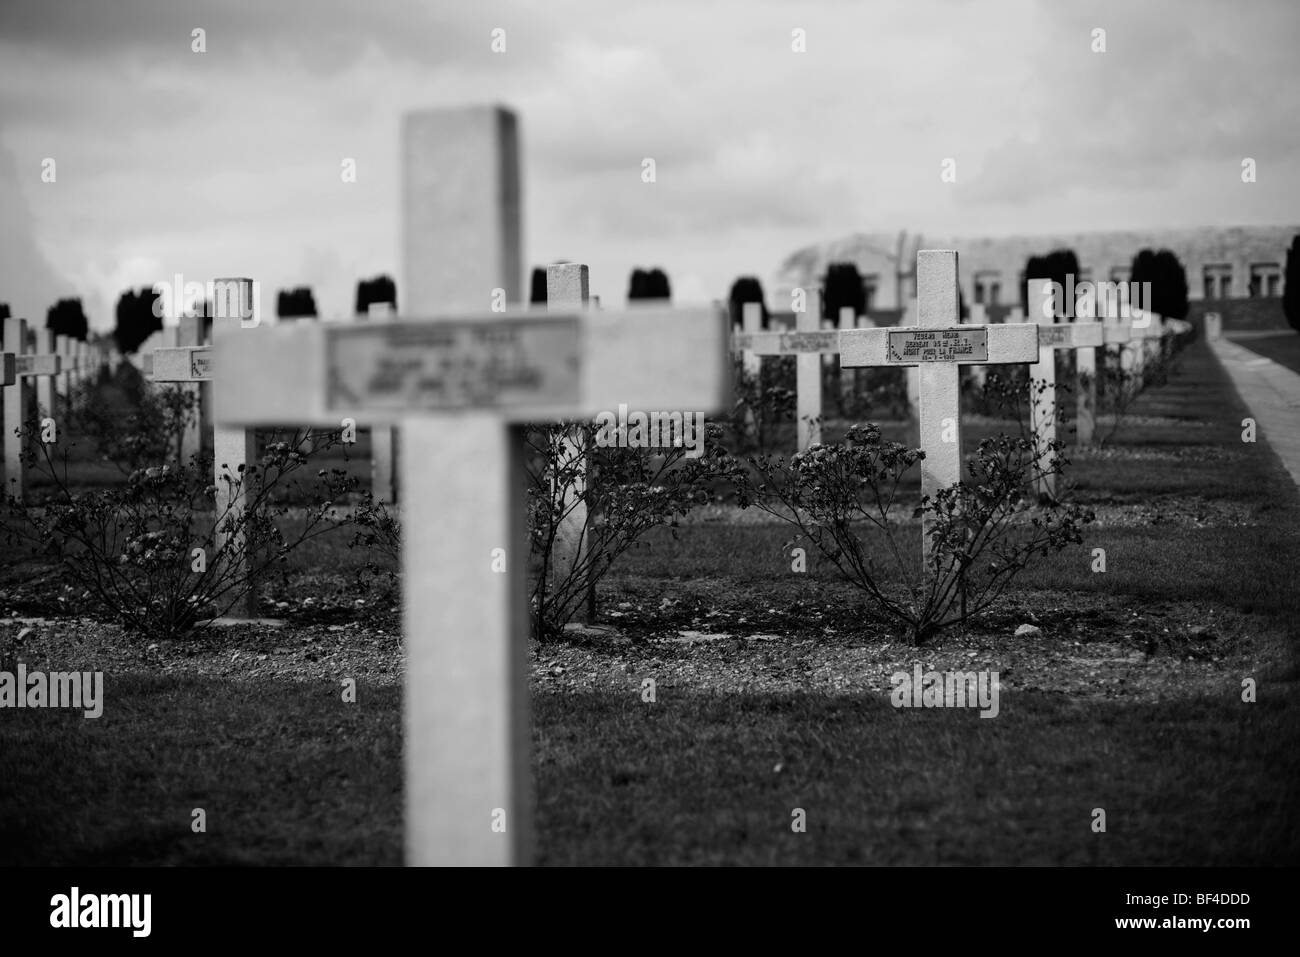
<box><xmin>0</xmin><ymin>146</ymin><xmax>73</xmax><ymax>324</ymax></box>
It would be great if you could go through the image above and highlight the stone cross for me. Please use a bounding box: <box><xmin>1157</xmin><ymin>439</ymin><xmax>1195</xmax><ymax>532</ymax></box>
<box><xmin>840</xmin><ymin>251</ymin><xmax>1039</xmax><ymax>558</ymax></box>
<box><xmin>1025</xmin><ymin>279</ymin><xmax>1104</xmax><ymax>497</ymax></box>
<box><xmin>732</xmin><ymin>309</ymin><xmax>835</xmax><ymax>451</ymax></box>
<box><xmin>212</xmin><ymin>104</ymin><xmax>729</xmax><ymax>866</ymax></box>
<box><xmin>3</xmin><ymin>317</ymin><xmax>62</xmax><ymax>500</ymax></box>
<box><xmin>150</xmin><ymin>293</ymin><xmax>259</xmax><ymax>619</ymax></box>
<box><xmin>796</xmin><ymin>289</ymin><xmax>822</xmax><ymax>448</ymax></box>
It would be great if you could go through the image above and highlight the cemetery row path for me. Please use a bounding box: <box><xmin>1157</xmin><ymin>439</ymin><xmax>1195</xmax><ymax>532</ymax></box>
<box><xmin>1210</xmin><ymin>334</ymin><xmax>1300</xmax><ymax>490</ymax></box>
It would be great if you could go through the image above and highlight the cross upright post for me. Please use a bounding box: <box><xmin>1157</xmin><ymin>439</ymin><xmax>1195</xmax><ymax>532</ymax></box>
<box><xmin>547</xmin><ymin>261</ymin><xmax>593</xmax><ymax>620</ymax></box>
<box><xmin>3</xmin><ymin>317</ymin><xmax>30</xmax><ymax>500</ymax></box>
<box><xmin>797</xmin><ymin>288</ymin><xmax>821</xmax><ymax>449</ymax></box>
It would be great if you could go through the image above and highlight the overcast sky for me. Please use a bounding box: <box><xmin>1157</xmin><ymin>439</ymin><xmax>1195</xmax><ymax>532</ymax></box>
<box><xmin>1</xmin><ymin>0</ymin><xmax>1297</xmax><ymax>329</ymax></box>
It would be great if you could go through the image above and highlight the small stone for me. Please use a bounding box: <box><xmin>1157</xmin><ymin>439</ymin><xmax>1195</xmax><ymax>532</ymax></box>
<box><xmin>1014</xmin><ymin>624</ymin><xmax>1043</xmax><ymax>638</ymax></box>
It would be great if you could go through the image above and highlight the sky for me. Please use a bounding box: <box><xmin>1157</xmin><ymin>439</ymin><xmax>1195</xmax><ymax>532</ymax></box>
<box><xmin>1</xmin><ymin>0</ymin><xmax>1298</xmax><ymax>330</ymax></box>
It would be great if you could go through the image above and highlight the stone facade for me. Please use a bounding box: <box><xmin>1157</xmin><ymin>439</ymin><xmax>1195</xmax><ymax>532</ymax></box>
<box><xmin>773</xmin><ymin>225</ymin><xmax>1299</xmax><ymax>312</ymax></box>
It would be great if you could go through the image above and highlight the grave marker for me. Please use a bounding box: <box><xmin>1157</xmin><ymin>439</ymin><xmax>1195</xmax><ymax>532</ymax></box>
<box><xmin>1026</xmin><ymin>279</ymin><xmax>1104</xmax><ymax>495</ymax></box>
<box><xmin>731</xmin><ymin>310</ymin><xmax>839</xmax><ymax>451</ymax></box>
<box><xmin>3</xmin><ymin>318</ymin><xmax>30</xmax><ymax>499</ymax></box>
<box><xmin>1205</xmin><ymin>311</ymin><xmax>1222</xmax><ymax>340</ymax></box>
<box><xmin>797</xmin><ymin>289</ymin><xmax>821</xmax><ymax>448</ymax></box>
<box><xmin>213</xmin><ymin>104</ymin><xmax>729</xmax><ymax>866</ymax></box>
<box><xmin>840</xmin><ymin>251</ymin><xmax>1039</xmax><ymax>560</ymax></box>
<box><xmin>151</xmin><ymin>297</ymin><xmax>259</xmax><ymax>619</ymax></box>
<box><xmin>3</xmin><ymin>319</ymin><xmax>63</xmax><ymax>499</ymax></box>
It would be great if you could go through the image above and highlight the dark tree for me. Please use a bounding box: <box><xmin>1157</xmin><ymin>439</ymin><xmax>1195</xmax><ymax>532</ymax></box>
<box><xmin>628</xmin><ymin>268</ymin><xmax>671</xmax><ymax>301</ymax></box>
<box><xmin>821</xmin><ymin>262</ymin><xmax>866</xmax><ymax>323</ymax></box>
<box><xmin>1151</xmin><ymin>250</ymin><xmax>1189</xmax><ymax>319</ymax></box>
<box><xmin>530</xmin><ymin>267</ymin><xmax>548</xmax><ymax>305</ymax></box>
<box><xmin>276</xmin><ymin>287</ymin><xmax>318</xmax><ymax>320</ymax></box>
<box><xmin>1022</xmin><ymin>249</ymin><xmax>1081</xmax><ymax>315</ymax></box>
<box><xmin>727</xmin><ymin>276</ymin><xmax>769</xmax><ymax>329</ymax></box>
<box><xmin>1284</xmin><ymin>235</ymin><xmax>1300</xmax><ymax>334</ymax></box>
<box><xmin>112</xmin><ymin>287</ymin><xmax>163</xmax><ymax>355</ymax></box>
<box><xmin>1129</xmin><ymin>249</ymin><xmax>1158</xmax><ymax>314</ymax></box>
<box><xmin>354</xmin><ymin>275</ymin><xmax>397</xmax><ymax>316</ymax></box>
<box><xmin>0</xmin><ymin>304</ymin><xmax>9</xmax><ymax>321</ymax></box>
<box><xmin>1020</xmin><ymin>255</ymin><xmax>1047</xmax><ymax>311</ymax></box>
<box><xmin>47</xmin><ymin>298</ymin><xmax>89</xmax><ymax>340</ymax></box>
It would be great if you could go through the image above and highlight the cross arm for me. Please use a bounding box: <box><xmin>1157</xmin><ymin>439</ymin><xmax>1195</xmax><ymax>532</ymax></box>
<box><xmin>1038</xmin><ymin>322</ymin><xmax>1104</xmax><ymax>350</ymax></box>
<box><xmin>15</xmin><ymin>354</ymin><xmax>61</xmax><ymax>376</ymax></box>
<box><xmin>214</xmin><ymin>305</ymin><xmax>731</xmax><ymax>427</ymax></box>
<box><xmin>732</xmin><ymin>330</ymin><xmax>839</xmax><ymax>355</ymax></box>
<box><xmin>839</xmin><ymin>323</ymin><xmax>1040</xmax><ymax>369</ymax></box>
<box><xmin>149</xmin><ymin>346</ymin><xmax>212</xmax><ymax>383</ymax></box>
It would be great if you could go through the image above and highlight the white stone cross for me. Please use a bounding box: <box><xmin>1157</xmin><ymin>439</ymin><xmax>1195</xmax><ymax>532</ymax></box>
<box><xmin>3</xmin><ymin>317</ymin><xmax>63</xmax><ymax>500</ymax></box>
<box><xmin>840</xmin><ymin>250</ymin><xmax>1039</xmax><ymax>558</ymax></box>
<box><xmin>150</xmin><ymin>296</ymin><xmax>259</xmax><ymax>619</ymax></box>
<box><xmin>731</xmin><ymin>291</ymin><xmax>828</xmax><ymax>450</ymax></box>
<box><xmin>213</xmin><ymin>105</ymin><xmax>729</xmax><ymax>866</ymax></box>
<box><xmin>1025</xmin><ymin>279</ymin><xmax>1104</xmax><ymax>496</ymax></box>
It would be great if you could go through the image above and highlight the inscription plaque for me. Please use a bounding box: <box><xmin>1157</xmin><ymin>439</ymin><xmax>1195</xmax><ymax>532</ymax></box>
<box><xmin>887</xmin><ymin>328</ymin><xmax>988</xmax><ymax>363</ymax></box>
<box><xmin>325</xmin><ymin>318</ymin><xmax>582</xmax><ymax>412</ymax></box>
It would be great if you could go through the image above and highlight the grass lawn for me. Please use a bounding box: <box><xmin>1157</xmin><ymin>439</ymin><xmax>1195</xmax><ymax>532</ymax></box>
<box><xmin>1</xmin><ymin>338</ymin><xmax>1297</xmax><ymax>865</ymax></box>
